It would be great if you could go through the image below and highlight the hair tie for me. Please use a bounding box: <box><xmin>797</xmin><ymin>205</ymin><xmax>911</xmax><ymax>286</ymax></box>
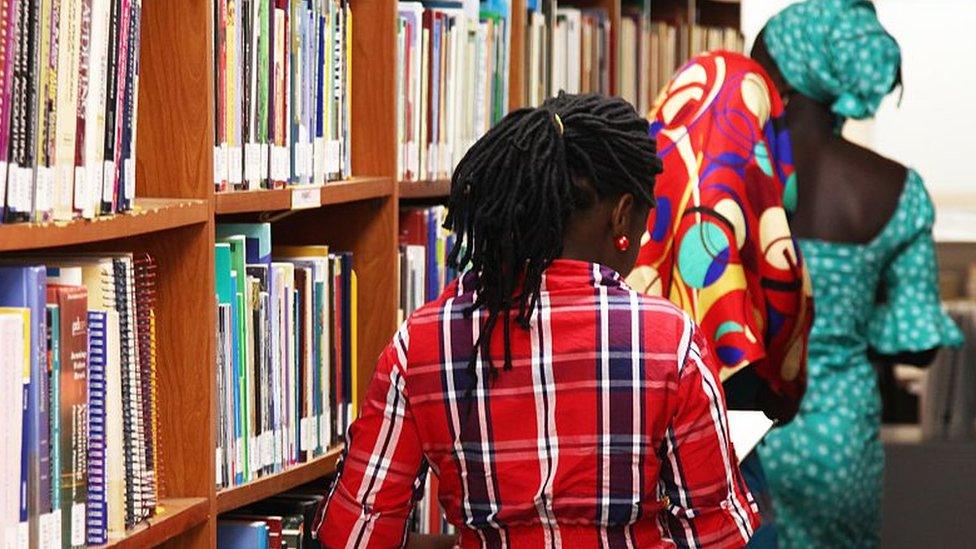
<box><xmin>553</xmin><ymin>113</ymin><xmax>564</xmax><ymax>135</ymax></box>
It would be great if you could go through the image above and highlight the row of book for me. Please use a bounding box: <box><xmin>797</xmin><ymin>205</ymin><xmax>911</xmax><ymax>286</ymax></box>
<box><xmin>213</xmin><ymin>0</ymin><xmax>353</xmax><ymax>193</ymax></box>
<box><xmin>396</xmin><ymin>0</ymin><xmax>511</xmax><ymax>183</ymax></box>
<box><xmin>215</xmin><ymin>224</ymin><xmax>358</xmax><ymax>489</ymax></box>
<box><xmin>551</xmin><ymin>8</ymin><xmax>612</xmax><ymax>99</ymax></box>
<box><xmin>0</xmin><ymin>253</ymin><xmax>160</xmax><ymax>548</ymax></box>
<box><xmin>398</xmin><ymin>206</ymin><xmax>457</xmax><ymax>321</ymax></box>
<box><xmin>642</xmin><ymin>20</ymin><xmax>745</xmax><ymax>112</ymax></box>
<box><xmin>217</xmin><ymin>482</ymin><xmax>327</xmax><ymax>548</ymax></box>
<box><xmin>0</xmin><ymin>0</ymin><xmax>144</xmax><ymax>224</ymax></box>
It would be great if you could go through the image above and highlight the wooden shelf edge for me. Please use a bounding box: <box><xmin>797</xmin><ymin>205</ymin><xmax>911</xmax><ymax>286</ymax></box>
<box><xmin>214</xmin><ymin>176</ymin><xmax>393</xmax><ymax>214</ymax></box>
<box><xmin>216</xmin><ymin>446</ymin><xmax>343</xmax><ymax>514</ymax></box>
<box><xmin>399</xmin><ymin>179</ymin><xmax>451</xmax><ymax>199</ymax></box>
<box><xmin>0</xmin><ymin>198</ymin><xmax>209</xmax><ymax>252</ymax></box>
<box><xmin>93</xmin><ymin>497</ymin><xmax>210</xmax><ymax>549</ymax></box>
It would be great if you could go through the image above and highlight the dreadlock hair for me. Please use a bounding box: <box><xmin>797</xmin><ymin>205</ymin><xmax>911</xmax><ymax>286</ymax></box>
<box><xmin>444</xmin><ymin>92</ymin><xmax>664</xmax><ymax>385</ymax></box>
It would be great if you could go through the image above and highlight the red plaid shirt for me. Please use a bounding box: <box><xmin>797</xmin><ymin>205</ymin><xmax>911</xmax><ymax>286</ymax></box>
<box><xmin>317</xmin><ymin>260</ymin><xmax>758</xmax><ymax>548</ymax></box>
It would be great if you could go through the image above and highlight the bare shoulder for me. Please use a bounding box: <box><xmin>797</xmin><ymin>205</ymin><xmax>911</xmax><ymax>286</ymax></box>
<box><xmin>794</xmin><ymin>139</ymin><xmax>908</xmax><ymax>243</ymax></box>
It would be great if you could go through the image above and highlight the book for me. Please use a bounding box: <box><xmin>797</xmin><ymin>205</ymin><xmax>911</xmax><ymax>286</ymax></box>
<box><xmin>53</xmin><ymin>0</ymin><xmax>83</xmax><ymax>221</ymax></box>
<box><xmin>0</xmin><ymin>0</ymin><xmax>17</xmax><ymax>220</ymax></box>
<box><xmin>46</xmin><ymin>284</ymin><xmax>89</xmax><ymax>549</ymax></box>
<box><xmin>215</xmin><ymin>231</ymin><xmax>356</xmax><ymax>488</ymax></box>
<box><xmin>5</xmin><ymin>0</ymin><xmax>40</xmax><ymax>223</ymax></box>
<box><xmin>0</xmin><ymin>308</ymin><xmax>27</xmax><ymax>549</ymax></box>
<box><xmin>217</xmin><ymin>520</ymin><xmax>269</xmax><ymax>549</ymax></box>
<box><xmin>0</xmin><ymin>265</ymin><xmax>49</xmax><ymax>549</ymax></box>
<box><xmin>85</xmin><ymin>310</ymin><xmax>107</xmax><ymax>546</ymax></box>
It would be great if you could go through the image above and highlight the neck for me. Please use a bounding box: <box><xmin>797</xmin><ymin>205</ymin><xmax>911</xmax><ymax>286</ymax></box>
<box><xmin>785</xmin><ymin>94</ymin><xmax>837</xmax><ymax>145</ymax></box>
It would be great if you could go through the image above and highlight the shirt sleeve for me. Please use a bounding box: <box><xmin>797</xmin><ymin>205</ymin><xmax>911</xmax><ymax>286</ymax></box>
<box><xmin>659</xmin><ymin>321</ymin><xmax>760</xmax><ymax>549</ymax></box>
<box><xmin>316</xmin><ymin>325</ymin><xmax>426</xmax><ymax>549</ymax></box>
<box><xmin>868</xmin><ymin>171</ymin><xmax>963</xmax><ymax>355</ymax></box>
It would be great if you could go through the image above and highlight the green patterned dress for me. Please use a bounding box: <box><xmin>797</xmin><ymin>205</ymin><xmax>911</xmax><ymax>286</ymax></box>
<box><xmin>758</xmin><ymin>170</ymin><xmax>963</xmax><ymax>547</ymax></box>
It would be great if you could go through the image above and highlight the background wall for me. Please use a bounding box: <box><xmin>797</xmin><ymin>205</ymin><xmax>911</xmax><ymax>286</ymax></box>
<box><xmin>741</xmin><ymin>0</ymin><xmax>976</xmax><ymax>201</ymax></box>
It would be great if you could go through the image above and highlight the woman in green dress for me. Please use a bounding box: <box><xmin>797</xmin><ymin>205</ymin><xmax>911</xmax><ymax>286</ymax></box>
<box><xmin>750</xmin><ymin>1</ymin><xmax>964</xmax><ymax>546</ymax></box>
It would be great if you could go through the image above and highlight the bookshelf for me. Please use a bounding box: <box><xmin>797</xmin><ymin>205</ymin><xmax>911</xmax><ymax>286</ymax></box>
<box><xmin>0</xmin><ymin>0</ymin><xmax>741</xmax><ymax>546</ymax></box>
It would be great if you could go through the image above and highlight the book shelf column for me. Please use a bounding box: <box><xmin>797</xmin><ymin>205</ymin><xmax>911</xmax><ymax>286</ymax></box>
<box><xmin>136</xmin><ymin>1</ymin><xmax>217</xmax><ymax>547</ymax></box>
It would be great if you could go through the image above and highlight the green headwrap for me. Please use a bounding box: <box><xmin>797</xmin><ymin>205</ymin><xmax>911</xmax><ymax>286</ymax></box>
<box><xmin>763</xmin><ymin>0</ymin><xmax>901</xmax><ymax>120</ymax></box>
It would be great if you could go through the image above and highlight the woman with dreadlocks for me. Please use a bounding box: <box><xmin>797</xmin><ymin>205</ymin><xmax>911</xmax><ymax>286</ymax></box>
<box><xmin>315</xmin><ymin>93</ymin><xmax>758</xmax><ymax>549</ymax></box>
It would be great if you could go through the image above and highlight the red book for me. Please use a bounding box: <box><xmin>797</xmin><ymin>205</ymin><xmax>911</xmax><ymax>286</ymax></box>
<box><xmin>399</xmin><ymin>208</ymin><xmax>428</xmax><ymax>246</ymax></box>
<box><xmin>46</xmin><ymin>284</ymin><xmax>89</xmax><ymax>547</ymax></box>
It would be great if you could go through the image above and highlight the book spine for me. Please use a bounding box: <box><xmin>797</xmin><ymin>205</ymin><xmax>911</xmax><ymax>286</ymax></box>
<box><xmin>111</xmin><ymin>259</ymin><xmax>138</xmax><ymax>528</ymax></box>
<box><xmin>0</xmin><ymin>0</ymin><xmax>17</xmax><ymax>220</ymax></box>
<box><xmin>133</xmin><ymin>254</ymin><xmax>157</xmax><ymax>514</ymax></box>
<box><xmin>54</xmin><ymin>286</ymin><xmax>88</xmax><ymax>549</ymax></box>
<box><xmin>26</xmin><ymin>268</ymin><xmax>50</xmax><ymax>549</ymax></box>
<box><xmin>100</xmin><ymin>0</ymin><xmax>121</xmax><ymax>215</ymax></box>
<box><xmin>107</xmin><ymin>0</ymin><xmax>131</xmax><ymax>214</ymax></box>
<box><xmin>116</xmin><ymin>0</ymin><xmax>139</xmax><ymax>212</ymax></box>
<box><xmin>85</xmin><ymin>310</ymin><xmax>108</xmax><ymax>546</ymax></box>
<box><xmin>214</xmin><ymin>0</ymin><xmax>227</xmax><ymax>192</ymax></box>
<box><xmin>29</xmin><ymin>0</ymin><xmax>56</xmax><ymax>222</ymax></box>
<box><xmin>225</xmin><ymin>0</ymin><xmax>242</xmax><ymax>190</ymax></box>
<box><xmin>73</xmin><ymin>0</ymin><xmax>92</xmax><ymax>219</ymax></box>
<box><xmin>83</xmin><ymin>0</ymin><xmax>110</xmax><ymax>219</ymax></box>
<box><xmin>257</xmin><ymin>0</ymin><xmax>270</xmax><ymax>189</ymax></box>
<box><xmin>45</xmin><ymin>304</ymin><xmax>61</xmax><ymax>549</ymax></box>
<box><xmin>52</xmin><ymin>0</ymin><xmax>82</xmax><ymax>222</ymax></box>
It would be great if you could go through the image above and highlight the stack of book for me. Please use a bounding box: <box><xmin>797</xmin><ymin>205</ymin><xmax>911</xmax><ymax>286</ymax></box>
<box><xmin>213</xmin><ymin>0</ymin><xmax>352</xmax><ymax>193</ymax></box>
<box><xmin>215</xmin><ymin>223</ymin><xmax>358</xmax><ymax>490</ymax></box>
<box><xmin>398</xmin><ymin>206</ymin><xmax>458</xmax><ymax>321</ymax></box>
<box><xmin>0</xmin><ymin>253</ymin><xmax>161</xmax><ymax>547</ymax></box>
<box><xmin>645</xmin><ymin>20</ymin><xmax>744</xmax><ymax>107</ymax></box>
<box><xmin>395</xmin><ymin>0</ymin><xmax>511</xmax><ymax>183</ymax></box>
<box><xmin>619</xmin><ymin>8</ymin><xmax>651</xmax><ymax>115</ymax></box>
<box><xmin>218</xmin><ymin>482</ymin><xmax>328</xmax><ymax>548</ymax></box>
<box><xmin>551</xmin><ymin>7</ymin><xmax>612</xmax><ymax>97</ymax></box>
<box><xmin>0</xmin><ymin>0</ymin><xmax>144</xmax><ymax>224</ymax></box>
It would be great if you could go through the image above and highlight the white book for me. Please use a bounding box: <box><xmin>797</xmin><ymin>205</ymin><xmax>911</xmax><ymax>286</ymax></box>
<box><xmin>0</xmin><ymin>311</ymin><xmax>26</xmax><ymax>549</ymax></box>
<box><xmin>54</xmin><ymin>0</ymin><xmax>84</xmax><ymax>221</ymax></box>
<box><xmin>83</xmin><ymin>0</ymin><xmax>111</xmax><ymax>219</ymax></box>
<box><xmin>103</xmin><ymin>310</ymin><xmax>126</xmax><ymax>536</ymax></box>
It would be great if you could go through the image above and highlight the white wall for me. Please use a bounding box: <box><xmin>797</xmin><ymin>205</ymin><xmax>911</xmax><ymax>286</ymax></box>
<box><xmin>740</xmin><ymin>0</ymin><xmax>976</xmax><ymax>200</ymax></box>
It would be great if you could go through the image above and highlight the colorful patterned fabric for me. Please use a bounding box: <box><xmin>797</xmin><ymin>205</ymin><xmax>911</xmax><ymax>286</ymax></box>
<box><xmin>763</xmin><ymin>0</ymin><xmax>901</xmax><ymax>120</ymax></box>
<box><xmin>759</xmin><ymin>170</ymin><xmax>963</xmax><ymax>548</ymax></box>
<box><xmin>316</xmin><ymin>260</ymin><xmax>759</xmax><ymax>548</ymax></box>
<box><xmin>629</xmin><ymin>51</ymin><xmax>812</xmax><ymax>409</ymax></box>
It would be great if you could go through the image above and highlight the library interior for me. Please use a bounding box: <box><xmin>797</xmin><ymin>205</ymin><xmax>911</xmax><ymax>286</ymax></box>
<box><xmin>0</xmin><ymin>0</ymin><xmax>973</xmax><ymax>547</ymax></box>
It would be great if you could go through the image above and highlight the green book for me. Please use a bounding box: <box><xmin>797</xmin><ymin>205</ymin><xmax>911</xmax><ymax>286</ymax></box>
<box><xmin>46</xmin><ymin>305</ymin><xmax>60</xmax><ymax>515</ymax></box>
<box><xmin>221</xmin><ymin>235</ymin><xmax>252</xmax><ymax>482</ymax></box>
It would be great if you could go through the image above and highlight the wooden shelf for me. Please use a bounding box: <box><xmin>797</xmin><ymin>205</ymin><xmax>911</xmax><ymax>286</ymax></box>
<box><xmin>214</xmin><ymin>176</ymin><xmax>393</xmax><ymax>214</ymax></box>
<box><xmin>399</xmin><ymin>179</ymin><xmax>451</xmax><ymax>199</ymax></box>
<box><xmin>93</xmin><ymin>497</ymin><xmax>209</xmax><ymax>549</ymax></box>
<box><xmin>0</xmin><ymin>198</ymin><xmax>209</xmax><ymax>253</ymax></box>
<box><xmin>216</xmin><ymin>446</ymin><xmax>343</xmax><ymax>513</ymax></box>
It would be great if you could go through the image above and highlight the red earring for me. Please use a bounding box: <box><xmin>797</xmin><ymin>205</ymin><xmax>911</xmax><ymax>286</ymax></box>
<box><xmin>615</xmin><ymin>235</ymin><xmax>630</xmax><ymax>252</ymax></box>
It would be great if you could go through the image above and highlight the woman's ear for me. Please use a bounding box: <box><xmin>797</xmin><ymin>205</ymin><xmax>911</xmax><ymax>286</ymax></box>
<box><xmin>610</xmin><ymin>193</ymin><xmax>635</xmax><ymax>237</ymax></box>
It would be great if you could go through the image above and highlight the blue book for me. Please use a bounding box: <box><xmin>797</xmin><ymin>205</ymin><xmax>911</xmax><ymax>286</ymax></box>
<box><xmin>86</xmin><ymin>310</ymin><xmax>109</xmax><ymax>545</ymax></box>
<box><xmin>426</xmin><ymin>209</ymin><xmax>439</xmax><ymax>300</ymax></box>
<box><xmin>217</xmin><ymin>520</ymin><xmax>270</xmax><ymax>549</ymax></box>
<box><xmin>216</xmin><ymin>223</ymin><xmax>273</xmax><ymax>267</ymax></box>
<box><xmin>0</xmin><ymin>266</ymin><xmax>49</xmax><ymax>543</ymax></box>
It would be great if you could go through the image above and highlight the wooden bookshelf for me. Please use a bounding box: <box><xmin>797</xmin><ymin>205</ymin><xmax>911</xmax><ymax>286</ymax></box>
<box><xmin>216</xmin><ymin>447</ymin><xmax>344</xmax><ymax>513</ymax></box>
<box><xmin>214</xmin><ymin>176</ymin><xmax>394</xmax><ymax>214</ymax></box>
<box><xmin>0</xmin><ymin>0</ymin><xmax>746</xmax><ymax>546</ymax></box>
<box><xmin>400</xmin><ymin>179</ymin><xmax>452</xmax><ymax>200</ymax></box>
<box><xmin>0</xmin><ymin>199</ymin><xmax>208</xmax><ymax>252</ymax></box>
<box><xmin>92</xmin><ymin>498</ymin><xmax>210</xmax><ymax>549</ymax></box>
